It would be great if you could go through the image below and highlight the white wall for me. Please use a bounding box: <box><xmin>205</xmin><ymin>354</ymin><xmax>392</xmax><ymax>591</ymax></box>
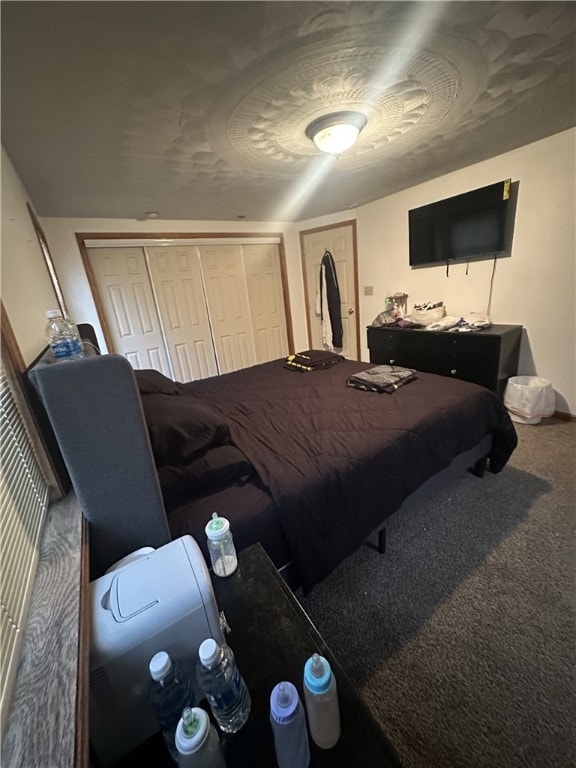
<box><xmin>355</xmin><ymin>130</ymin><xmax>575</xmax><ymax>415</ymax></box>
<box><xmin>0</xmin><ymin>148</ymin><xmax>63</xmax><ymax>366</ymax></box>
<box><xmin>3</xmin><ymin>130</ymin><xmax>575</xmax><ymax>413</ymax></box>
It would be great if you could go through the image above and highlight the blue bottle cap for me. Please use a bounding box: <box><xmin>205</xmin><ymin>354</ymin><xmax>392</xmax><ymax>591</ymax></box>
<box><xmin>304</xmin><ymin>653</ymin><xmax>331</xmax><ymax>694</ymax></box>
<box><xmin>270</xmin><ymin>681</ymin><xmax>299</xmax><ymax>723</ymax></box>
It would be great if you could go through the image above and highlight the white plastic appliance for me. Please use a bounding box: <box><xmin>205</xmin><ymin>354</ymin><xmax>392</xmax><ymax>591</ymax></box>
<box><xmin>89</xmin><ymin>535</ymin><xmax>225</xmax><ymax>765</ymax></box>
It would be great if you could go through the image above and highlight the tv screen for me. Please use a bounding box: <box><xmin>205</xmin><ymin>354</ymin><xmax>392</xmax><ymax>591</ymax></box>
<box><xmin>409</xmin><ymin>179</ymin><xmax>511</xmax><ymax>267</ymax></box>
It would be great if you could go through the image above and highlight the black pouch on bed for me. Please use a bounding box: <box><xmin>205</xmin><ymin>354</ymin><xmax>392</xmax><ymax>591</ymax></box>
<box><xmin>284</xmin><ymin>350</ymin><xmax>344</xmax><ymax>372</ymax></box>
<box><xmin>346</xmin><ymin>364</ymin><xmax>417</xmax><ymax>393</ymax></box>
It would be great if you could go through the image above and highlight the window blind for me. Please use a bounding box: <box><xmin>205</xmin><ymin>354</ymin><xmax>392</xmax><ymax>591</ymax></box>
<box><xmin>0</xmin><ymin>363</ymin><xmax>49</xmax><ymax>731</ymax></box>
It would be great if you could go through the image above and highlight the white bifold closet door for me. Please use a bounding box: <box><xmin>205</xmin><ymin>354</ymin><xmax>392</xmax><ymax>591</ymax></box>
<box><xmin>86</xmin><ymin>243</ymin><xmax>288</xmax><ymax>381</ymax></box>
<box><xmin>196</xmin><ymin>244</ymin><xmax>258</xmax><ymax>373</ymax></box>
<box><xmin>85</xmin><ymin>246</ymin><xmax>174</xmax><ymax>375</ymax></box>
<box><xmin>242</xmin><ymin>243</ymin><xmax>290</xmax><ymax>363</ymax></box>
<box><xmin>146</xmin><ymin>245</ymin><xmax>219</xmax><ymax>381</ymax></box>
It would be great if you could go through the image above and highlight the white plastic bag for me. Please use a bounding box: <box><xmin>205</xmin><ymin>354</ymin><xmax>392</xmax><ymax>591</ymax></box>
<box><xmin>504</xmin><ymin>376</ymin><xmax>555</xmax><ymax>424</ymax></box>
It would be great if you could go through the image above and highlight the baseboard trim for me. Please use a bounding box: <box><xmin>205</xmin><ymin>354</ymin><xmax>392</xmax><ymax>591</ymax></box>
<box><xmin>552</xmin><ymin>410</ymin><xmax>576</xmax><ymax>422</ymax></box>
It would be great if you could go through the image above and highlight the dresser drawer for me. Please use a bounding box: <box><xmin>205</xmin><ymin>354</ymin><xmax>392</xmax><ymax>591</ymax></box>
<box><xmin>440</xmin><ymin>351</ymin><xmax>497</xmax><ymax>390</ymax></box>
<box><xmin>366</xmin><ymin>324</ymin><xmax>522</xmax><ymax>395</ymax></box>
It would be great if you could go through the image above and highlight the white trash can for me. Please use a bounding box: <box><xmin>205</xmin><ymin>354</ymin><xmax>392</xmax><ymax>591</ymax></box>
<box><xmin>504</xmin><ymin>376</ymin><xmax>555</xmax><ymax>424</ymax></box>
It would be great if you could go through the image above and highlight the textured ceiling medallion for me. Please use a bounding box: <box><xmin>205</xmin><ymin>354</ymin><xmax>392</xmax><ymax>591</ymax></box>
<box><xmin>305</xmin><ymin>111</ymin><xmax>368</xmax><ymax>154</ymax></box>
<box><xmin>6</xmin><ymin>1</ymin><xmax>572</xmax><ymax>221</ymax></box>
<box><xmin>207</xmin><ymin>39</ymin><xmax>473</xmax><ymax>176</ymax></box>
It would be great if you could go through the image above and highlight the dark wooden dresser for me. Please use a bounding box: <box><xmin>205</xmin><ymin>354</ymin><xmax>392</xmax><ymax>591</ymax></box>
<box><xmin>367</xmin><ymin>323</ymin><xmax>522</xmax><ymax>396</ymax></box>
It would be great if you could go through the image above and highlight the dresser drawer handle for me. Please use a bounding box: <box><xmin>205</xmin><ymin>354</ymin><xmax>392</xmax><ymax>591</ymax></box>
<box><xmin>389</xmin><ymin>359</ymin><xmax>395</xmax><ymax>364</ymax></box>
<box><xmin>451</xmin><ymin>369</ymin><xmax>457</xmax><ymax>375</ymax></box>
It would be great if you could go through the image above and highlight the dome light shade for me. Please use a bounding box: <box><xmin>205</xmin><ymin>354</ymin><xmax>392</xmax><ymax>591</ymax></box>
<box><xmin>306</xmin><ymin>111</ymin><xmax>367</xmax><ymax>154</ymax></box>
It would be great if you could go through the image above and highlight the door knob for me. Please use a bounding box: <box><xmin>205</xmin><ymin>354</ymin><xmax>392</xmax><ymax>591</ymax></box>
<box><xmin>347</xmin><ymin>308</ymin><xmax>355</xmax><ymax>315</ymax></box>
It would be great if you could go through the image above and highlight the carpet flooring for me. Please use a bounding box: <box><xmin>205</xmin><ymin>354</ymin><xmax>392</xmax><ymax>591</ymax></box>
<box><xmin>302</xmin><ymin>417</ymin><xmax>575</xmax><ymax>768</ymax></box>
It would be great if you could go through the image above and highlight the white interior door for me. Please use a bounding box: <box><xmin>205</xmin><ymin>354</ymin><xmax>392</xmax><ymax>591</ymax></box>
<box><xmin>146</xmin><ymin>245</ymin><xmax>218</xmax><ymax>382</ymax></box>
<box><xmin>301</xmin><ymin>222</ymin><xmax>359</xmax><ymax>359</ymax></box>
<box><xmin>241</xmin><ymin>243</ymin><xmax>289</xmax><ymax>363</ymax></box>
<box><xmin>86</xmin><ymin>247</ymin><xmax>172</xmax><ymax>373</ymax></box>
<box><xmin>197</xmin><ymin>244</ymin><xmax>257</xmax><ymax>374</ymax></box>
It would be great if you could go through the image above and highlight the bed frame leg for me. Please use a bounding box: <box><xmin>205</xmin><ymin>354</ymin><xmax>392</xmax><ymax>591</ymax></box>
<box><xmin>470</xmin><ymin>456</ymin><xmax>488</xmax><ymax>478</ymax></box>
<box><xmin>378</xmin><ymin>528</ymin><xmax>386</xmax><ymax>554</ymax></box>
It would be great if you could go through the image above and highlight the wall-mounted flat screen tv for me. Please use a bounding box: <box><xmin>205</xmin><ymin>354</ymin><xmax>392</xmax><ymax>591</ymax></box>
<box><xmin>409</xmin><ymin>179</ymin><xmax>511</xmax><ymax>268</ymax></box>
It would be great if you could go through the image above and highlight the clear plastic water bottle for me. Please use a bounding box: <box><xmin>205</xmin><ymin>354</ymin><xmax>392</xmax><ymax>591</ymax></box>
<box><xmin>205</xmin><ymin>513</ymin><xmax>237</xmax><ymax>577</ymax></box>
<box><xmin>175</xmin><ymin>707</ymin><xmax>226</xmax><ymax>768</ymax></box>
<box><xmin>149</xmin><ymin>651</ymin><xmax>195</xmax><ymax>761</ymax></box>
<box><xmin>45</xmin><ymin>309</ymin><xmax>83</xmax><ymax>361</ymax></box>
<box><xmin>196</xmin><ymin>638</ymin><xmax>251</xmax><ymax>733</ymax></box>
<box><xmin>270</xmin><ymin>681</ymin><xmax>310</xmax><ymax>768</ymax></box>
<box><xmin>303</xmin><ymin>652</ymin><xmax>341</xmax><ymax>749</ymax></box>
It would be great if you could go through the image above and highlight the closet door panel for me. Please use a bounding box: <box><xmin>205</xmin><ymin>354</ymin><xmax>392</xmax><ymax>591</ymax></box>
<box><xmin>86</xmin><ymin>247</ymin><xmax>171</xmax><ymax>374</ymax></box>
<box><xmin>146</xmin><ymin>246</ymin><xmax>218</xmax><ymax>382</ymax></box>
<box><xmin>242</xmin><ymin>244</ymin><xmax>289</xmax><ymax>363</ymax></box>
<box><xmin>198</xmin><ymin>245</ymin><xmax>257</xmax><ymax>374</ymax></box>
<box><xmin>219</xmin><ymin>330</ymin><xmax>254</xmax><ymax>373</ymax></box>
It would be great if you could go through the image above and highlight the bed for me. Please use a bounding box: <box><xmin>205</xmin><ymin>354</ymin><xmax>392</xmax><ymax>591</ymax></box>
<box><xmin>29</xmin><ymin>344</ymin><xmax>517</xmax><ymax>592</ymax></box>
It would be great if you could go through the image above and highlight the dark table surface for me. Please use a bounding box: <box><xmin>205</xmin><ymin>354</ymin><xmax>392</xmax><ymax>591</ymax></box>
<box><xmin>108</xmin><ymin>543</ymin><xmax>401</xmax><ymax>768</ymax></box>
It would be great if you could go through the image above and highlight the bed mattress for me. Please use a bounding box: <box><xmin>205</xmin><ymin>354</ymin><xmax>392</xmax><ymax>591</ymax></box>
<box><xmin>159</xmin><ymin>359</ymin><xmax>517</xmax><ymax>591</ymax></box>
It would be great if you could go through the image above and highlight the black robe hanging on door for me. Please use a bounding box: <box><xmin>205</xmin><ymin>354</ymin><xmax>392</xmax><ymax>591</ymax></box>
<box><xmin>319</xmin><ymin>250</ymin><xmax>343</xmax><ymax>349</ymax></box>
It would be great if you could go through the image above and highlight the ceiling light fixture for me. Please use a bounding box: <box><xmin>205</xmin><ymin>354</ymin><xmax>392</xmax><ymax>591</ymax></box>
<box><xmin>305</xmin><ymin>111</ymin><xmax>367</xmax><ymax>155</ymax></box>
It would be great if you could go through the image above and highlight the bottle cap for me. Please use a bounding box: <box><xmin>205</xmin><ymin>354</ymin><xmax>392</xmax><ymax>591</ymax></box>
<box><xmin>176</xmin><ymin>707</ymin><xmax>210</xmax><ymax>754</ymax></box>
<box><xmin>46</xmin><ymin>309</ymin><xmax>63</xmax><ymax>319</ymax></box>
<box><xmin>304</xmin><ymin>653</ymin><xmax>332</xmax><ymax>694</ymax></box>
<box><xmin>270</xmin><ymin>681</ymin><xmax>299</xmax><ymax>723</ymax></box>
<box><xmin>199</xmin><ymin>638</ymin><xmax>220</xmax><ymax>667</ymax></box>
<box><xmin>149</xmin><ymin>650</ymin><xmax>172</xmax><ymax>681</ymax></box>
<box><xmin>205</xmin><ymin>512</ymin><xmax>230</xmax><ymax>540</ymax></box>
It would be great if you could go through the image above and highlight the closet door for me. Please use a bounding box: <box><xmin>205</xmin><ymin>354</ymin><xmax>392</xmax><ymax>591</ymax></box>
<box><xmin>146</xmin><ymin>245</ymin><xmax>218</xmax><ymax>382</ymax></box>
<box><xmin>242</xmin><ymin>243</ymin><xmax>289</xmax><ymax>363</ymax></box>
<box><xmin>86</xmin><ymin>247</ymin><xmax>172</xmax><ymax>373</ymax></box>
<box><xmin>197</xmin><ymin>245</ymin><xmax>257</xmax><ymax>374</ymax></box>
